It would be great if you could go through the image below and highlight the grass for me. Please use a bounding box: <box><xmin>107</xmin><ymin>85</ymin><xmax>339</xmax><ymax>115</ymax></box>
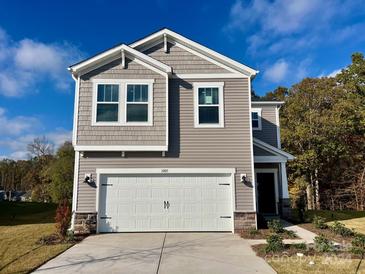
<box><xmin>328</xmin><ymin>217</ymin><xmax>365</xmax><ymax>235</ymax></box>
<box><xmin>241</xmin><ymin>228</ymin><xmax>297</xmax><ymax>239</ymax></box>
<box><xmin>290</xmin><ymin>209</ymin><xmax>365</xmax><ymax>224</ymax></box>
<box><xmin>0</xmin><ymin>201</ymin><xmax>73</xmax><ymax>274</ymax></box>
<box><xmin>267</xmin><ymin>256</ymin><xmax>365</xmax><ymax>274</ymax></box>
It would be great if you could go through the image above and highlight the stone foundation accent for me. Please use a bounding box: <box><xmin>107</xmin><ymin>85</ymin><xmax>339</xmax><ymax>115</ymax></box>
<box><xmin>234</xmin><ymin>212</ymin><xmax>257</xmax><ymax>233</ymax></box>
<box><xmin>73</xmin><ymin>212</ymin><xmax>97</xmax><ymax>235</ymax></box>
<box><xmin>279</xmin><ymin>198</ymin><xmax>291</xmax><ymax>220</ymax></box>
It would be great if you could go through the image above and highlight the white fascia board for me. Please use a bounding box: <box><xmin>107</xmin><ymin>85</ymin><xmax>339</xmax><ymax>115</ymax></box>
<box><xmin>74</xmin><ymin>145</ymin><xmax>168</xmax><ymax>152</ymax></box>
<box><xmin>130</xmin><ymin>28</ymin><xmax>258</xmax><ymax>77</ymax></box>
<box><xmin>69</xmin><ymin>44</ymin><xmax>172</xmax><ymax>76</ymax></box>
<box><xmin>172</xmin><ymin>73</ymin><xmax>244</xmax><ymax>79</ymax></box>
<box><xmin>251</xmin><ymin>101</ymin><xmax>285</xmax><ymax>106</ymax></box>
<box><xmin>253</xmin><ymin>138</ymin><xmax>295</xmax><ymax>160</ymax></box>
<box><xmin>96</xmin><ymin>168</ymin><xmax>236</xmax><ymax>175</ymax></box>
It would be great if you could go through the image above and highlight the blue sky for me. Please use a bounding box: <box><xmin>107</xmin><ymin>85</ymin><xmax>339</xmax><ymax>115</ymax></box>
<box><xmin>0</xmin><ymin>0</ymin><xmax>364</xmax><ymax>159</ymax></box>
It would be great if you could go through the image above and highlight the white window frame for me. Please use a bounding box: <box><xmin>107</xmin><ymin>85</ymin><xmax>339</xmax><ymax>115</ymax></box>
<box><xmin>92</xmin><ymin>79</ymin><xmax>154</xmax><ymax>126</ymax></box>
<box><xmin>193</xmin><ymin>82</ymin><xmax>224</xmax><ymax>128</ymax></box>
<box><xmin>124</xmin><ymin>81</ymin><xmax>153</xmax><ymax>126</ymax></box>
<box><xmin>251</xmin><ymin>108</ymin><xmax>262</xmax><ymax>131</ymax></box>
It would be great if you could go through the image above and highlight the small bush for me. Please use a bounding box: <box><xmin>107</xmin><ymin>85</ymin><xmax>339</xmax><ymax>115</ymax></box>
<box><xmin>249</xmin><ymin>228</ymin><xmax>260</xmax><ymax>236</ymax></box>
<box><xmin>292</xmin><ymin>242</ymin><xmax>307</xmax><ymax>250</ymax></box>
<box><xmin>329</xmin><ymin>221</ymin><xmax>355</xmax><ymax>237</ymax></box>
<box><xmin>37</xmin><ymin>234</ymin><xmax>60</xmax><ymax>245</ymax></box>
<box><xmin>284</xmin><ymin>230</ymin><xmax>297</xmax><ymax>238</ymax></box>
<box><xmin>55</xmin><ymin>199</ymin><xmax>71</xmax><ymax>239</ymax></box>
<box><xmin>265</xmin><ymin>234</ymin><xmax>284</xmax><ymax>253</ymax></box>
<box><xmin>312</xmin><ymin>215</ymin><xmax>328</xmax><ymax>229</ymax></box>
<box><xmin>314</xmin><ymin>234</ymin><xmax>334</xmax><ymax>253</ymax></box>
<box><xmin>350</xmin><ymin>234</ymin><xmax>365</xmax><ymax>255</ymax></box>
<box><xmin>267</xmin><ymin>219</ymin><xmax>284</xmax><ymax>233</ymax></box>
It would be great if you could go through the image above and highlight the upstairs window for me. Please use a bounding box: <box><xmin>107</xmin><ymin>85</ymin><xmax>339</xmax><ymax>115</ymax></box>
<box><xmin>251</xmin><ymin>108</ymin><xmax>262</xmax><ymax>130</ymax></box>
<box><xmin>96</xmin><ymin>84</ymin><xmax>119</xmax><ymax>122</ymax></box>
<box><xmin>194</xmin><ymin>83</ymin><xmax>224</xmax><ymax>128</ymax></box>
<box><xmin>126</xmin><ymin>84</ymin><xmax>149</xmax><ymax>123</ymax></box>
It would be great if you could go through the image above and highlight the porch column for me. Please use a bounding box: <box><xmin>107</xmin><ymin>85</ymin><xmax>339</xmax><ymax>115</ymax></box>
<box><xmin>280</xmin><ymin>162</ymin><xmax>289</xmax><ymax>198</ymax></box>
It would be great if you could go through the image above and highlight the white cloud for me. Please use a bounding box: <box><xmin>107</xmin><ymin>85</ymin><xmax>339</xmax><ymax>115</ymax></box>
<box><xmin>0</xmin><ymin>129</ymin><xmax>72</xmax><ymax>160</ymax></box>
<box><xmin>264</xmin><ymin>60</ymin><xmax>289</xmax><ymax>83</ymax></box>
<box><xmin>0</xmin><ymin>107</ymin><xmax>40</xmax><ymax>135</ymax></box>
<box><xmin>327</xmin><ymin>68</ymin><xmax>342</xmax><ymax>78</ymax></box>
<box><xmin>0</xmin><ymin>27</ymin><xmax>83</xmax><ymax>97</ymax></box>
<box><xmin>224</xmin><ymin>0</ymin><xmax>365</xmax><ymax>56</ymax></box>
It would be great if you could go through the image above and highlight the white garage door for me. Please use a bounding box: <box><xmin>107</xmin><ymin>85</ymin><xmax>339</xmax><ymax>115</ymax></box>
<box><xmin>98</xmin><ymin>174</ymin><xmax>233</xmax><ymax>232</ymax></box>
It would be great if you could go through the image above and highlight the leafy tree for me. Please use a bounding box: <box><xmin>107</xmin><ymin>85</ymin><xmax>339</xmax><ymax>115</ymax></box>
<box><xmin>43</xmin><ymin>142</ymin><xmax>74</xmax><ymax>203</ymax></box>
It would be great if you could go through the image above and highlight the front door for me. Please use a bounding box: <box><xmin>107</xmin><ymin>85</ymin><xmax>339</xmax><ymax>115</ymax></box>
<box><xmin>256</xmin><ymin>172</ymin><xmax>277</xmax><ymax>215</ymax></box>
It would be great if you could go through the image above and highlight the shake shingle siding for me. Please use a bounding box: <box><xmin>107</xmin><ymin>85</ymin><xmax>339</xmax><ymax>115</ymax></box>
<box><xmin>76</xmin><ymin>77</ymin><xmax>254</xmax><ymax>212</ymax></box>
<box><xmin>143</xmin><ymin>42</ymin><xmax>231</xmax><ymax>74</ymax></box>
<box><xmin>76</xmin><ymin>57</ymin><xmax>166</xmax><ymax>146</ymax></box>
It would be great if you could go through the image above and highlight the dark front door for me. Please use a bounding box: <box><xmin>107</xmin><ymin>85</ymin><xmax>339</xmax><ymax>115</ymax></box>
<box><xmin>257</xmin><ymin>172</ymin><xmax>277</xmax><ymax>215</ymax></box>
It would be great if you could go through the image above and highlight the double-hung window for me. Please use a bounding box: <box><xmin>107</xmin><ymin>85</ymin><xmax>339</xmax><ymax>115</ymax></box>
<box><xmin>93</xmin><ymin>79</ymin><xmax>153</xmax><ymax>126</ymax></box>
<box><xmin>194</xmin><ymin>82</ymin><xmax>224</xmax><ymax>128</ymax></box>
<box><xmin>96</xmin><ymin>84</ymin><xmax>119</xmax><ymax>123</ymax></box>
<box><xmin>126</xmin><ymin>84</ymin><xmax>149</xmax><ymax>123</ymax></box>
<box><xmin>251</xmin><ymin>108</ymin><xmax>262</xmax><ymax>130</ymax></box>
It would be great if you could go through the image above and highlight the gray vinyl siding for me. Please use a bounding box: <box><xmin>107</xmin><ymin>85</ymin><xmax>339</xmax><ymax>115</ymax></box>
<box><xmin>76</xmin><ymin>78</ymin><xmax>254</xmax><ymax>212</ymax></box>
<box><xmin>253</xmin><ymin>145</ymin><xmax>276</xmax><ymax>156</ymax></box>
<box><xmin>76</xmin><ymin>57</ymin><xmax>166</xmax><ymax>146</ymax></box>
<box><xmin>143</xmin><ymin>42</ymin><xmax>231</xmax><ymax>74</ymax></box>
<box><xmin>253</xmin><ymin>105</ymin><xmax>279</xmax><ymax>147</ymax></box>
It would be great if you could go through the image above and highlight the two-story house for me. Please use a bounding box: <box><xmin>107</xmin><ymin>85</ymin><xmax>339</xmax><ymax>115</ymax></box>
<box><xmin>68</xmin><ymin>29</ymin><xmax>294</xmax><ymax>234</ymax></box>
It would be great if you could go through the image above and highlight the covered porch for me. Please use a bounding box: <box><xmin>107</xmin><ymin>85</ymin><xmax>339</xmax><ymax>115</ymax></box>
<box><xmin>253</xmin><ymin>138</ymin><xmax>295</xmax><ymax>219</ymax></box>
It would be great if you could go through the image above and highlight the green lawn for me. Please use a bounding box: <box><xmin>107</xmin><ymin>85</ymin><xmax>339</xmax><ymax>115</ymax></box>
<box><xmin>290</xmin><ymin>209</ymin><xmax>365</xmax><ymax>223</ymax></box>
<box><xmin>0</xmin><ymin>202</ymin><xmax>73</xmax><ymax>274</ymax></box>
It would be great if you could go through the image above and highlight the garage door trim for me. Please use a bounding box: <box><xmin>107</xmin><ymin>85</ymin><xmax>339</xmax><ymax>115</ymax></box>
<box><xmin>95</xmin><ymin>168</ymin><xmax>236</xmax><ymax>233</ymax></box>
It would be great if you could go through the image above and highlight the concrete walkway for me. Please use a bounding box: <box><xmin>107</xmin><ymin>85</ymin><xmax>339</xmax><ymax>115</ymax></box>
<box><xmin>34</xmin><ymin>233</ymin><xmax>275</xmax><ymax>274</ymax></box>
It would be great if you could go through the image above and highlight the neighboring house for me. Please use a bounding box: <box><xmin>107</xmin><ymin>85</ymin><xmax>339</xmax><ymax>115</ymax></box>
<box><xmin>68</xmin><ymin>28</ymin><xmax>294</xmax><ymax>234</ymax></box>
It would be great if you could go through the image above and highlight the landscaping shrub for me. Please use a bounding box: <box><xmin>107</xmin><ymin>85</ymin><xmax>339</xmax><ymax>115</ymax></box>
<box><xmin>292</xmin><ymin>242</ymin><xmax>307</xmax><ymax>250</ymax></box>
<box><xmin>55</xmin><ymin>199</ymin><xmax>71</xmax><ymax>239</ymax></box>
<box><xmin>267</xmin><ymin>219</ymin><xmax>284</xmax><ymax>233</ymax></box>
<box><xmin>284</xmin><ymin>230</ymin><xmax>297</xmax><ymax>238</ymax></box>
<box><xmin>329</xmin><ymin>221</ymin><xmax>355</xmax><ymax>237</ymax></box>
<box><xmin>312</xmin><ymin>215</ymin><xmax>328</xmax><ymax>229</ymax></box>
<box><xmin>350</xmin><ymin>234</ymin><xmax>365</xmax><ymax>255</ymax></box>
<box><xmin>314</xmin><ymin>234</ymin><xmax>334</xmax><ymax>252</ymax></box>
<box><xmin>249</xmin><ymin>228</ymin><xmax>260</xmax><ymax>236</ymax></box>
<box><xmin>265</xmin><ymin>234</ymin><xmax>284</xmax><ymax>253</ymax></box>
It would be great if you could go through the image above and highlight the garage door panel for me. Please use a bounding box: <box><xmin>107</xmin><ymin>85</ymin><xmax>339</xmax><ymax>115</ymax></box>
<box><xmin>98</xmin><ymin>174</ymin><xmax>233</xmax><ymax>232</ymax></box>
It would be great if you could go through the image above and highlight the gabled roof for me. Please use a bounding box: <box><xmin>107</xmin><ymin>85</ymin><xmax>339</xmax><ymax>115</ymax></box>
<box><xmin>130</xmin><ymin>28</ymin><xmax>258</xmax><ymax>77</ymax></box>
<box><xmin>253</xmin><ymin>138</ymin><xmax>295</xmax><ymax>160</ymax></box>
<box><xmin>68</xmin><ymin>44</ymin><xmax>172</xmax><ymax>76</ymax></box>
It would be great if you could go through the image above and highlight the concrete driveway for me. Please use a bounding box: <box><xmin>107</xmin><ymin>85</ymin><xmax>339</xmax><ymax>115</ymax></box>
<box><xmin>34</xmin><ymin>233</ymin><xmax>275</xmax><ymax>274</ymax></box>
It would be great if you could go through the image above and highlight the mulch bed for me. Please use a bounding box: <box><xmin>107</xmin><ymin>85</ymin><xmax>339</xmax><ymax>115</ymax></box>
<box><xmin>299</xmin><ymin>223</ymin><xmax>354</xmax><ymax>245</ymax></box>
<box><xmin>36</xmin><ymin>233</ymin><xmax>86</xmax><ymax>245</ymax></box>
<box><xmin>240</xmin><ymin>229</ymin><xmax>298</xmax><ymax>239</ymax></box>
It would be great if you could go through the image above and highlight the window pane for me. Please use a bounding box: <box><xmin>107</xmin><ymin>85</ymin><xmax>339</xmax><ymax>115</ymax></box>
<box><xmin>97</xmin><ymin>85</ymin><xmax>104</xmax><ymax>101</ymax></box>
<box><xmin>252</xmin><ymin>112</ymin><xmax>258</xmax><ymax>119</ymax></box>
<box><xmin>127</xmin><ymin>104</ymin><xmax>148</xmax><ymax>122</ymax></box>
<box><xmin>97</xmin><ymin>84</ymin><xmax>118</xmax><ymax>102</ymax></box>
<box><xmin>199</xmin><ymin>106</ymin><xmax>219</xmax><ymax>124</ymax></box>
<box><xmin>96</xmin><ymin>104</ymin><xmax>118</xmax><ymax>122</ymax></box>
<box><xmin>199</xmin><ymin>87</ymin><xmax>219</xmax><ymax>104</ymax></box>
<box><xmin>105</xmin><ymin>85</ymin><xmax>112</xmax><ymax>101</ymax></box>
<box><xmin>111</xmin><ymin>85</ymin><xmax>119</xmax><ymax>102</ymax></box>
<box><xmin>127</xmin><ymin>84</ymin><xmax>148</xmax><ymax>102</ymax></box>
<box><xmin>252</xmin><ymin>120</ymin><xmax>259</xmax><ymax>128</ymax></box>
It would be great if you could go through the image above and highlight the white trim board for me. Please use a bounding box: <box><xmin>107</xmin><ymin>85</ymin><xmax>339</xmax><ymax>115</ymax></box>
<box><xmin>96</xmin><ymin>168</ymin><xmax>236</xmax><ymax>174</ymax></box>
<box><xmin>255</xmin><ymin>168</ymin><xmax>279</xmax><ymax>215</ymax></box>
<box><xmin>74</xmin><ymin>145</ymin><xmax>168</xmax><ymax>152</ymax></box>
<box><xmin>254</xmin><ymin>156</ymin><xmax>287</xmax><ymax>163</ymax></box>
<box><xmin>69</xmin><ymin>44</ymin><xmax>172</xmax><ymax>76</ymax></box>
<box><xmin>251</xmin><ymin>101</ymin><xmax>285</xmax><ymax>106</ymax></box>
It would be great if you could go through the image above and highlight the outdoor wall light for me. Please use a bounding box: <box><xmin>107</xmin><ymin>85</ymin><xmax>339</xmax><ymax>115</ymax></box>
<box><xmin>84</xmin><ymin>173</ymin><xmax>94</xmax><ymax>184</ymax></box>
<box><xmin>240</xmin><ymin>173</ymin><xmax>248</xmax><ymax>183</ymax></box>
